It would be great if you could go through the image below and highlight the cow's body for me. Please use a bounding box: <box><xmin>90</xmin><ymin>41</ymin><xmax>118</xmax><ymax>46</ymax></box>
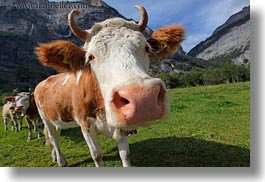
<box><xmin>2</xmin><ymin>93</ymin><xmax>29</xmax><ymax>132</ymax></box>
<box><xmin>2</xmin><ymin>101</ymin><xmax>17</xmax><ymax>131</ymax></box>
<box><xmin>35</xmin><ymin>70</ymin><xmax>105</xmax><ymax>131</ymax></box>
<box><xmin>34</xmin><ymin>5</ymin><xmax>184</xmax><ymax>167</ymax></box>
<box><xmin>25</xmin><ymin>93</ymin><xmax>43</xmax><ymax>141</ymax></box>
<box><xmin>35</xmin><ymin>70</ymin><xmax>126</xmax><ymax>167</ymax></box>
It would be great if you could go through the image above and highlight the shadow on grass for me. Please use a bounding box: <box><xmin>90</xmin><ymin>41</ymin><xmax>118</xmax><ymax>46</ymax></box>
<box><xmin>60</xmin><ymin>127</ymin><xmax>83</xmax><ymax>142</ymax></box>
<box><xmin>129</xmin><ymin>136</ymin><xmax>250</xmax><ymax>167</ymax></box>
<box><xmin>65</xmin><ymin>136</ymin><xmax>249</xmax><ymax>167</ymax></box>
<box><xmin>68</xmin><ymin>155</ymin><xmax>94</xmax><ymax>167</ymax></box>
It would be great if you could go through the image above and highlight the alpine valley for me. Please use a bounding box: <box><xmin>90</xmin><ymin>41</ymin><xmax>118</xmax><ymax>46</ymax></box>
<box><xmin>0</xmin><ymin>0</ymin><xmax>250</xmax><ymax>92</ymax></box>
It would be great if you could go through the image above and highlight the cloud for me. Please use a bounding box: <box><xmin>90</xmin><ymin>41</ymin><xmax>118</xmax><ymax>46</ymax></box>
<box><xmin>182</xmin><ymin>34</ymin><xmax>208</xmax><ymax>52</ymax></box>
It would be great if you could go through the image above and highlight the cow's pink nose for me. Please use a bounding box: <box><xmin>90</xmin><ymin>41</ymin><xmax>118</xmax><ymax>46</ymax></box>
<box><xmin>112</xmin><ymin>84</ymin><xmax>166</xmax><ymax>124</ymax></box>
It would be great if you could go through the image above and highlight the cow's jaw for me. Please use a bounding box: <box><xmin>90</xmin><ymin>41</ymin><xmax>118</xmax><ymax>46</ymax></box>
<box><xmin>87</xmin><ymin>26</ymin><xmax>169</xmax><ymax>130</ymax></box>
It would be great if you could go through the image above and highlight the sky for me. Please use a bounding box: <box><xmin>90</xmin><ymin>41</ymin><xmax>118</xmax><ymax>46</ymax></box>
<box><xmin>51</xmin><ymin>0</ymin><xmax>250</xmax><ymax>52</ymax></box>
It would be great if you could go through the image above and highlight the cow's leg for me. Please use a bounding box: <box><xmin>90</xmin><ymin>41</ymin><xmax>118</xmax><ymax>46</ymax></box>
<box><xmin>10</xmin><ymin>118</ymin><xmax>14</xmax><ymax>131</ymax></box>
<box><xmin>3</xmin><ymin>117</ymin><xmax>8</xmax><ymax>131</ymax></box>
<box><xmin>50</xmin><ymin>127</ymin><xmax>62</xmax><ymax>162</ymax></box>
<box><xmin>118</xmin><ymin>135</ymin><xmax>131</xmax><ymax>167</ymax></box>
<box><xmin>44</xmin><ymin>121</ymin><xmax>67</xmax><ymax>167</ymax></box>
<box><xmin>11</xmin><ymin>116</ymin><xmax>18</xmax><ymax>132</ymax></box>
<box><xmin>81</xmin><ymin>124</ymin><xmax>103</xmax><ymax>167</ymax></box>
<box><xmin>44</xmin><ymin>126</ymin><xmax>51</xmax><ymax>146</ymax></box>
<box><xmin>26</xmin><ymin>117</ymin><xmax>34</xmax><ymax>141</ymax></box>
<box><xmin>33</xmin><ymin>119</ymin><xmax>37</xmax><ymax>132</ymax></box>
<box><xmin>36</xmin><ymin>119</ymin><xmax>44</xmax><ymax>139</ymax></box>
<box><xmin>18</xmin><ymin>116</ymin><xmax>23</xmax><ymax>131</ymax></box>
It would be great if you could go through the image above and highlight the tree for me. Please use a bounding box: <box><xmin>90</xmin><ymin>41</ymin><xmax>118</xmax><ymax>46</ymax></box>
<box><xmin>245</xmin><ymin>64</ymin><xmax>250</xmax><ymax>81</ymax></box>
<box><xmin>156</xmin><ymin>73</ymin><xmax>172</xmax><ymax>88</ymax></box>
<box><xmin>202</xmin><ymin>68</ymin><xmax>222</xmax><ymax>85</ymax></box>
<box><xmin>220</xmin><ymin>60</ymin><xmax>239</xmax><ymax>83</ymax></box>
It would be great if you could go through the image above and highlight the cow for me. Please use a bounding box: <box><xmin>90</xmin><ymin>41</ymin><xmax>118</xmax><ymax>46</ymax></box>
<box><xmin>4</xmin><ymin>92</ymin><xmax>43</xmax><ymax>141</ymax></box>
<box><xmin>24</xmin><ymin>92</ymin><xmax>43</xmax><ymax>141</ymax></box>
<box><xmin>3</xmin><ymin>93</ymin><xmax>29</xmax><ymax>132</ymax></box>
<box><xmin>2</xmin><ymin>100</ymin><xmax>17</xmax><ymax>131</ymax></box>
<box><xmin>34</xmin><ymin>5</ymin><xmax>185</xmax><ymax>167</ymax></box>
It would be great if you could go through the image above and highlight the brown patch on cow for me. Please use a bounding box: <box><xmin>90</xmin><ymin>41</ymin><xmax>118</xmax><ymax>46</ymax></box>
<box><xmin>148</xmin><ymin>25</ymin><xmax>185</xmax><ymax>59</ymax></box>
<box><xmin>34</xmin><ymin>69</ymin><xmax>104</xmax><ymax>132</ymax></box>
<box><xmin>25</xmin><ymin>93</ymin><xmax>41</xmax><ymax>121</ymax></box>
<box><xmin>35</xmin><ymin>40</ymin><xmax>87</xmax><ymax>72</ymax></box>
<box><xmin>4</xmin><ymin>96</ymin><xmax>15</xmax><ymax>103</ymax></box>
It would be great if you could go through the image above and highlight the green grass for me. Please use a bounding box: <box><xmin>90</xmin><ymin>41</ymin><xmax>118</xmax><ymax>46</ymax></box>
<box><xmin>0</xmin><ymin>82</ymin><xmax>250</xmax><ymax>167</ymax></box>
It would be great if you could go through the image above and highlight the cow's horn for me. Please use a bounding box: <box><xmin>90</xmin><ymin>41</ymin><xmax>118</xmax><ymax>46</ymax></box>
<box><xmin>135</xmin><ymin>5</ymin><xmax>148</xmax><ymax>32</ymax></box>
<box><xmin>68</xmin><ymin>10</ymin><xmax>88</xmax><ymax>42</ymax></box>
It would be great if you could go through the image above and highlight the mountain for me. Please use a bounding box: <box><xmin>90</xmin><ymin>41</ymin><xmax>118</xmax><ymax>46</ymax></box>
<box><xmin>0</xmin><ymin>0</ymin><xmax>124</xmax><ymax>92</ymax></box>
<box><xmin>0</xmin><ymin>0</ymin><xmax>186</xmax><ymax>92</ymax></box>
<box><xmin>188</xmin><ymin>6</ymin><xmax>250</xmax><ymax>65</ymax></box>
<box><xmin>0</xmin><ymin>0</ymin><xmax>250</xmax><ymax>93</ymax></box>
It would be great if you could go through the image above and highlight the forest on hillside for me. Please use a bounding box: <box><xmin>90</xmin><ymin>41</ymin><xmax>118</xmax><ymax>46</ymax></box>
<box><xmin>157</xmin><ymin>60</ymin><xmax>250</xmax><ymax>89</ymax></box>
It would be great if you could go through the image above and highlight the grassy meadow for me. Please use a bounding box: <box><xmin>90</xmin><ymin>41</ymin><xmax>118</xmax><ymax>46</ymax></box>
<box><xmin>0</xmin><ymin>82</ymin><xmax>250</xmax><ymax>167</ymax></box>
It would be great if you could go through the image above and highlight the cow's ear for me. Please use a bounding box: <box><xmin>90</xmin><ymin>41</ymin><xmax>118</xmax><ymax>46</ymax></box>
<box><xmin>147</xmin><ymin>25</ymin><xmax>185</xmax><ymax>59</ymax></box>
<box><xmin>35</xmin><ymin>40</ymin><xmax>87</xmax><ymax>72</ymax></box>
<box><xmin>4</xmin><ymin>96</ymin><xmax>15</xmax><ymax>102</ymax></box>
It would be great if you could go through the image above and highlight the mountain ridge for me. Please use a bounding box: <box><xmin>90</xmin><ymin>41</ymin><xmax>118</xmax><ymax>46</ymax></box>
<box><xmin>0</xmin><ymin>0</ymin><xmax>124</xmax><ymax>91</ymax></box>
<box><xmin>188</xmin><ymin>6</ymin><xmax>250</xmax><ymax>64</ymax></box>
<box><xmin>0</xmin><ymin>1</ymin><xmax>250</xmax><ymax>93</ymax></box>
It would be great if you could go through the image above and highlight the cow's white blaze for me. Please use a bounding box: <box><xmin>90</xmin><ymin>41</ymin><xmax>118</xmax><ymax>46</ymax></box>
<box><xmin>14</xmin><ymin>93</ymin><xmax>30</xmax><ymax>114</ymax></box>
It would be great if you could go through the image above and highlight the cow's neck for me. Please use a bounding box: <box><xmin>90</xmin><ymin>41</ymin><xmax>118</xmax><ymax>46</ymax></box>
<box><xmin>74</xmin><ymin>69</ymin><xmax>105</xmax><ymax>117</ymax></box>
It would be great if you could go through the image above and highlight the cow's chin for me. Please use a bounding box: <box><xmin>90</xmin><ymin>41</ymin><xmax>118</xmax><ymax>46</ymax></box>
<box><xmin>106</xmin><ymin>113</ymin><xmax>157</xmax><ymax>131</ymax></box>
<box><xmin>105</xmin><ymin>101</ymin><xmax>170</xmax><ymax>131</ymax></box>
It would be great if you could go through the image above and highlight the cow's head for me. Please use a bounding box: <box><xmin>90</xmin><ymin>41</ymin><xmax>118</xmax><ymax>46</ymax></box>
<box><xmin>5</xmin><ymin>93</ymin><xmax>30</xmax><ymax>115</ymax></box>
<box><xmin>36</xmin><ymin>5</ymin><xmax>184</xmax><ymax>130</ymax></box>
<box><xmin>4</xmin><ymin>97</ymin><xmax>16</xmax><ymax>111</ymax></box>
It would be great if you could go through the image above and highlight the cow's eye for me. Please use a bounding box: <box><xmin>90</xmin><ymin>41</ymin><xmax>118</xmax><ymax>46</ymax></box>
<box><xmin>88</xmin><ymin>54</ymin><xmax>95</xmax><ymax>62</ymax></box>
<box><xmin>145</xmin><ymin>45</ymin><xmax>150</xmax><ymax>53</ymax></box>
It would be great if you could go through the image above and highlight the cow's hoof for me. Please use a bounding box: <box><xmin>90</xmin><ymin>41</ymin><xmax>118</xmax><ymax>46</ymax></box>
<box><xmin>38</xmin><ymin>133</ymin><xmax>44</xmax><ymax>139</ymax></box>
<box><xmin>27</xmin><ymin>137</ymin><xmax>33</xmax><ymax>142</ymax></box>
<box><xmin>58</xmin><ymin>159</ymin><xmax>68</xmax><ymax>167</ymax></box>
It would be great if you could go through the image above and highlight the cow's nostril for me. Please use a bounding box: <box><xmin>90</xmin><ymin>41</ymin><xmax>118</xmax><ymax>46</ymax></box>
<box><xmin>157</xmin><ymin>85</ymin><xmax>165</xmax><ymax>106</ymax></box>
<box><xmin>120</xmin><ymin>97</ymin><xmax>130</xmax><ymax>105</ymax></box>
<box><xmin>113</xmin><ymin>91</ymin><xmax>130</xmax><ymax>109</ymax></box>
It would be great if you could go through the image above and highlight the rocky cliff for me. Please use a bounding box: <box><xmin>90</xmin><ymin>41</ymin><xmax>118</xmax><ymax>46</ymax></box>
<box><xmin>0</xmin><ymin>0</ymin><xmax>187</xmax><ymax>92</ymax></box>
<box><xmin>188</xmin><ymin>6</ymin><xmax>250</xmax><ymax>64</ymax></box>
<box><xmin>0</xmin><ymin>0</ymin><xmax>250</xmax><ymax>93</ymax></box>
<box><xmin>0</xmin><ymin>0</ymin><xmax>124</xmax><ymax>91</ymax></box>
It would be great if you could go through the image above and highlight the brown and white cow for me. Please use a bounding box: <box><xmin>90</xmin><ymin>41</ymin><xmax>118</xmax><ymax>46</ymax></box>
<box><xmin>4</xmin><ymin>92</ymin><xmax>43</xmax><ymax>141</ymax></box>
<box><xmin>34</xmin><ymin>5</ymin><xmax>184</xmax><ymax>167</ymax></box>
<box><xmin>2</xmin><ymin>100</ymin><xmax>17</xmax><ymax>131</ymax></box>
<box><xmin>4</xmin><ymin>93</ymin><xmax>30</xmax><ymax>132</ymax></box>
